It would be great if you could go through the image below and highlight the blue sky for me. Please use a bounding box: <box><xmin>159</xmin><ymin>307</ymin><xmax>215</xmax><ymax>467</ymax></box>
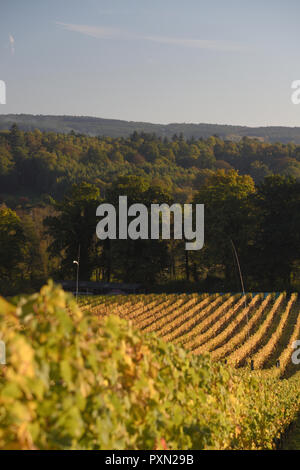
<box><xmin>1</xmin><ymin>0</ymin><xmax>300</xmax><ymax>126</ymax></box>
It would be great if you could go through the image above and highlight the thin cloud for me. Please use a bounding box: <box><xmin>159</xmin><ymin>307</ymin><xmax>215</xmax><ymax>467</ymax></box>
<box><xmin>56</xmin><ymin>22</ymin><xmax>243</xmax><ymax>52</ymax></box>
<box><xmin>56</xmin><ymin>22</ymin><xmax>134</xmax><ymax>40</ymax></box>
<box><xmin>145</xmin><ymin>35</ymin><xmax>242</xmax><ymax>52</ymax></box>
<box><xmin>9</xmin><ymin>34</ymin><xmax>15</xmax><ymax>55</ymax></box>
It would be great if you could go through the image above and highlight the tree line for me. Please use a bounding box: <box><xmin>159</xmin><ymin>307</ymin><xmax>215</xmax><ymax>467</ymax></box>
<box><xmin>1</xmin><ymin>125</ymin><xmax>300</xmax><ymax>209</ymax></box>
<box><xmin>0</xmin><ymin>167</ymin><xmax>299</xmax><ymax>295</ymax></box>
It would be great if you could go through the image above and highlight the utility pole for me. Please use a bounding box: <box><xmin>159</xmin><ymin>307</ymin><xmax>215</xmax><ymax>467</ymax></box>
<box><xmin>230</xmin><ymin>238</ymin><xmax>249</xmax><ymax>339</ymax></box>
<box><xmin>73</xmin><ymin>244</ymin><xmax>80</xmax><ymax>300</ymax></box>
<box><xmin>230</xmin><ymin>238</ymin><xmax>247</xmax><ymax>309</ymax></box>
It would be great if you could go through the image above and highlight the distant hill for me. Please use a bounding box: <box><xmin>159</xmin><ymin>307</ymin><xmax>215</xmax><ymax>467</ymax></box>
<box><xmin>1</xmin><ymin>113</ymin><xmax>300</xmax><ymax>143</ymax></box>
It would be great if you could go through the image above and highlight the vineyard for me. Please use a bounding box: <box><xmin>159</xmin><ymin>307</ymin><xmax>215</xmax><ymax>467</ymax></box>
<box><xmin>1</xmin><ymin>284</ymin><xmax>300</xmax><ymax>450</ymax></box>
<box><xmin>79</xmin><ymin>291</ymin><xmax>300</xmax><ymax>379</ymax></box>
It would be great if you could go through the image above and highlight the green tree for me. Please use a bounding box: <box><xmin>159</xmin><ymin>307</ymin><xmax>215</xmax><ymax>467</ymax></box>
<box><xmin>193</xmin><ymin>170</ymin><xmax>256</xmax><ymax>288</ymax></box>
<box><xmin>103</xmin><ymin>176</ymin><xmax>172</xmax><ymax>283</ymax></box>
<box><xmin>44</xmin><ymin>182</ymin><xmax>101</xmax><ymax>280</ymax></box>
<box><xmin>252</xmin><ymin>175</ymin><xmax>300</xmax><ymax>289</ymax></box>
<box><xmin>0</xmin><ymin>206</ymin><xmax>26</xmax><ymax>294</ymax></box>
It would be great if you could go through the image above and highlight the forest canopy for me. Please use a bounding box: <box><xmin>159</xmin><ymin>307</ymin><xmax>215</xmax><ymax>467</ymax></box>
<box><xmin>0</xmin><ymin>125</ymin><xmax>299</xmax><ymax>295</ymax></box>
<box><xmin>1</xmin><ymin>125</ymin><xmax>300</xmax><ymax>207</ymax></box>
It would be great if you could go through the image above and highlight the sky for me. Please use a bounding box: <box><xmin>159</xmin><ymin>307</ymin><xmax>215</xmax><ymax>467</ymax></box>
<box><xmin>1</xmin><ymin>0</ymin><xmax>300</xmax><ymax>127</ymax></box>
